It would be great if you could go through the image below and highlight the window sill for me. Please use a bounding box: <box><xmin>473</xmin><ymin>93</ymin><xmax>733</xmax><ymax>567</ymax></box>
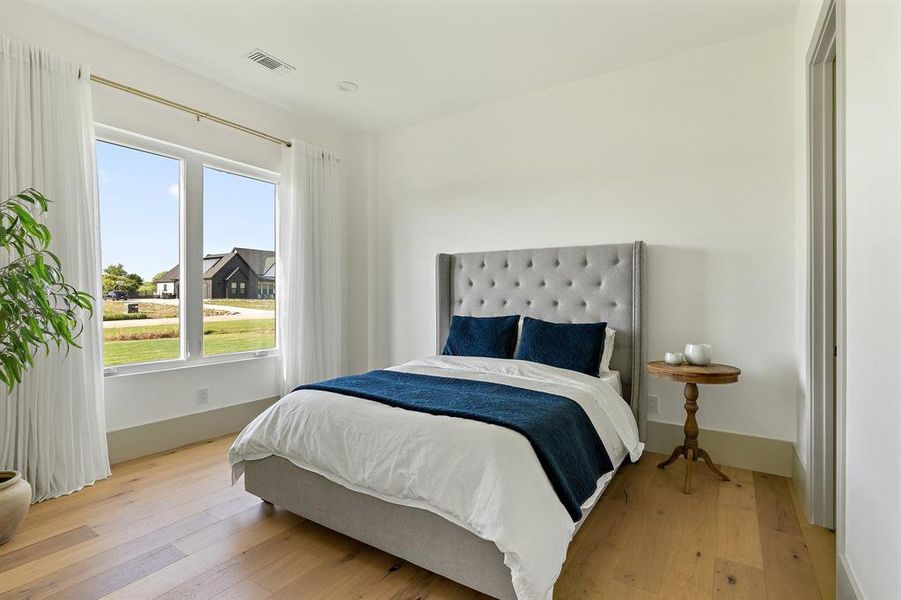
<box><xmin>103</xmin><ymin>349</ymin><xmax>278</xmax><ymax>378</ymax></box>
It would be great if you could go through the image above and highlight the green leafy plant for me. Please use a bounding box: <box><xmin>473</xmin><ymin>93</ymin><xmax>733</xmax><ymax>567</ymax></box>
<box><xmin>0</xmin><ymin>189</ymin><xmax>94</xmax><ymax>388</ymax></box>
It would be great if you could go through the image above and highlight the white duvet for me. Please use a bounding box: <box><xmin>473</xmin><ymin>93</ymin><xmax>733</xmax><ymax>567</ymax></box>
<box><xmin>229</xmin><ymin>356</ymin><xmax>643</xmax><ymax>600</ymax></box>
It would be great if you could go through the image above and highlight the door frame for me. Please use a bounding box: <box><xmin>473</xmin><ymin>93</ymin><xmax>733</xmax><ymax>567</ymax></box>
<box><xmin>806</xmin><ymin>0</ymin><xmax>842</xmax><ymax>530</ymax></box>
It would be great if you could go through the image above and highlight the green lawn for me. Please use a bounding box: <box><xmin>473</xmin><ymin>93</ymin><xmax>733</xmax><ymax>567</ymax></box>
<box><xmin>103</xmin><ymin>336</ymin><xmax>180</xmax><ymax>365</ymax></box>
<box><xmin>103</xmin><ymin>318</ymin><xmax>275</xmax><ymax>366</ymax></box>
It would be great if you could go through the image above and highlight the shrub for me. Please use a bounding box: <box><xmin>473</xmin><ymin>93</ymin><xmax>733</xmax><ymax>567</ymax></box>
<box><xmin>103</xmin><ymin>313</ymin><xmax>149</xmax><ymax>322</ymax></box>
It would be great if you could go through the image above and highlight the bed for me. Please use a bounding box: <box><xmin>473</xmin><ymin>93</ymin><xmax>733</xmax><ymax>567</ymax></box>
<box><xmin>230</xmin><ymin>242</ymin><xmax>646</xmax><ymax>600</ymax></box>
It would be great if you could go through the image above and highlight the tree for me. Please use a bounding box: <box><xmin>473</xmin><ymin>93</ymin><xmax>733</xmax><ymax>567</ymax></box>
<box><xmin>102</xmin><ymin>264</ymin><xmax>143</xmax><ymax>295</ymax></box>
<box><xmin>151</xmin><ymin>271</ymin><xmax>168</xmax><ymax>283</ymax></box>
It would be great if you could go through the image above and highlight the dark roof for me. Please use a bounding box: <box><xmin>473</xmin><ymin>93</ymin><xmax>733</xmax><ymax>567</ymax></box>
<box><xmin>203</xmin><ymin>252</ymin><xmax>243</xmax><ymax>279</ymax></box>
<box><xmin>261</xmin><ymin>256</ymin><xmax>275</xmax><ymax>280</ymax></box>
<box><xmin>232</xmin><ymin>248</ymin><xmax>274</xmax><ymax>276</ymax></box>
<box><xmin>202</xmin><ymin>254</ymin><xmax>225</xmax><ymax>273</ymax></box>
<box><xmin>156</xmin><ymin>263</ymin><xmax>180</xmax><ymax>283</ymax></box>
<box><xmin>156</xmin><ymin>248</ymin><xmax>275</xmax><ymax>283</ymax></box>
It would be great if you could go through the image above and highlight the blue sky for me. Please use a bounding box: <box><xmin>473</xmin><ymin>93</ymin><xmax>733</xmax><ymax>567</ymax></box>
<box><xmin>97</xmin><ymin>141</ymin><xmax>275</xmax><ymax>281</ymax></box>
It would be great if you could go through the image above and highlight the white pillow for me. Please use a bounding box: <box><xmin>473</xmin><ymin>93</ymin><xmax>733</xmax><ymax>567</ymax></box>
<box><xmin>600</xmin><ymin>327</ymin><xmax>616</xmax><ymax>373</ymax></box>
<box><xmin>515</xmin><ymin>318</ymin><xmax>616</xmax><ymax>375</ymax></box>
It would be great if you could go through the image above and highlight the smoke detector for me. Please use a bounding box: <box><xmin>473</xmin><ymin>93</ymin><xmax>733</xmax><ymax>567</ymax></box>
<box><xmin>244</xmin><ymin>48</ymin><xmax>296</xmax><ymax>74</ymax></box>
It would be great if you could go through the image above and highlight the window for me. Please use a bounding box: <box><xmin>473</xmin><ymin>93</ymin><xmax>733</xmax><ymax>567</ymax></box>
<box><xmin>202</xmin><ymin>166</ymin><xmax>276</xmax><ymax>356</ymax></box>
<box><xmin>97</xmin><ymin>141</ymin><xmax>181</xmax><ymax>367</ymax></box>
<box><xmin>96</xmin><ymin>126</ymin><xmax>278</xmax><ymax>373</ymax></box>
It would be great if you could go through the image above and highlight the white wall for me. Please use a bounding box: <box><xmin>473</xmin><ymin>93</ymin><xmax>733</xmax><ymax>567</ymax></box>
<box><xmin>840</xmin><ymin>1</ymin><xmax>901</xmax><ymax>597</ymax></box>
<box><xmin>369</xmin><ymin>26</ymin><xmax>797</xmax><ymax>441</ymax></box>
<box><xmin>0</xmin><ymin>1</ymin><xmax>361</xmax><ymax>432</ymax></box>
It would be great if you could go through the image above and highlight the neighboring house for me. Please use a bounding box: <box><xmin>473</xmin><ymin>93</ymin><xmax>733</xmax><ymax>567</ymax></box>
<box><xmin>156</xmin><ymin>247</ymin><xmax>275</xmax><ymax>299</ymax></box>
<box><xmin>156</xmin><ymin>279</ymin><xmax>177</xmax><ymax>298</ymax></box>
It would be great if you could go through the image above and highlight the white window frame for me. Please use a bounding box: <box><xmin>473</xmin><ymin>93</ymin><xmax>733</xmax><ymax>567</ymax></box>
<box><xmin>97</xmin><ymin>124</ymin><xmax>280</xmax><ymax>376</ymax></box>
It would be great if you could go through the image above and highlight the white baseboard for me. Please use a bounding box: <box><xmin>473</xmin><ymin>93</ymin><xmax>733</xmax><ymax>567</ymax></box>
<box><xmin>107</xmin><ymin>397</ymin><xmax>277</xmax><ymax>464</ymax></box>
<box><xmin>837</xmin><ymin>553</ymin><xmax>863</xmax><ymax>600</ymax></box>
<box><xmin>645</xmin><ymin>420</ymin><xmax>793</xmax><ymax>476</ymax></box>
<box><xmin>792</xmin><ymin>445</ymin><xmax>812</xmax><ymax>521</ymax></box>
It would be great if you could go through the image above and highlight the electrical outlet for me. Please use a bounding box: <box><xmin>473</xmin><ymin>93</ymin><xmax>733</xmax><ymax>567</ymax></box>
<box><xmin>647</xmin><ymin>395</ymin><xmax>659</xmax><ymax>415</ymax></box>
<box><xmin>198</xmin><ymin>388</ymin><xmax>210</xmax><ymax>405</ymax></box>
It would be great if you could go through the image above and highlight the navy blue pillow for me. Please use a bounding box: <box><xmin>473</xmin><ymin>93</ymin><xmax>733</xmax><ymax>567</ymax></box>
<box><xmin>515</xmin><ymin>317</ymin><xmax>607</xmax><ymax>376</ymax></box>
<box><xmin>442</xmin><ymin>315</ymin><xmax>520</xmax><ymax>359</ymax></box>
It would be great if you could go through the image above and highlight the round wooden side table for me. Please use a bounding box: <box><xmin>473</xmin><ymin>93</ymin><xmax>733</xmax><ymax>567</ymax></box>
<box><xmin>646</xmin><ymin>361</ymin><xmax>741</xmax><ymax>494</ymax></box>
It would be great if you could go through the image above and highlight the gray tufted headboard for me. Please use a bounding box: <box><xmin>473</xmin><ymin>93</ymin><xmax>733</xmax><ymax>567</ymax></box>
<box><xmin>436</xmin><ymin>242</ymin><xmax>645</xmax><ymax>422</ymax></box>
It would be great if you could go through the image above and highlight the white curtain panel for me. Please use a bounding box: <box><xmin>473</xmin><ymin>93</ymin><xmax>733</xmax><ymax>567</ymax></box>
<box><xmin>278</xmin><ymin>141</ymin><xmax>343</xmax><ymax>393</ymax></box>
<box><xmin>0</xmin><ymin>37</ymin><xmax>110</xmax><ymax>501</ymax></box>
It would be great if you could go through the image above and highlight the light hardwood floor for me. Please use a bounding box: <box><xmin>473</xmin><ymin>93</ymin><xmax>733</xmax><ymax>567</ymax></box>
<box><xmin>0</xmin><ymin>435</ymin><xmax>834</xmax><ymax>600</ymax></box>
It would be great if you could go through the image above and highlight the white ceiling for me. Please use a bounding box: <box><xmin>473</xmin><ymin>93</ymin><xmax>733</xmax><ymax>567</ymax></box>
<box><xmin>34</xmin><ymin>0</ymin><xmax>798</xmax><ymax>132</ymax></box>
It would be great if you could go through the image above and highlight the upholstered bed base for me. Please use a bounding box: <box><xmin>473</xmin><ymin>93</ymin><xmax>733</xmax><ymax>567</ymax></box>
<box><xmin>246</xmin><ymin>455</ymin><xmax>606</xmax><ymax>599</ymax></box>
<box><xmin>245</xmin><ymin>455</ymin><xmax>522</xmax><ymax>599</ymax></box>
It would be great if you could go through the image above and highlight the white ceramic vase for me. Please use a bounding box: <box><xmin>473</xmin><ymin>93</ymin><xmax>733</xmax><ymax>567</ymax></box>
<box><xmin>684</xmin><ymin>343</ymin><xmax>712</xmax><ymax>366</ymax></box>
<box><xmin>0</xmin><ymin>471</ymin><xmax>31</xmax><ymax>546</ymax></box>
<box><xmin>664</xmin><ymin>352</ymin><xmax>684</xmax><ymax>365</ymax></box>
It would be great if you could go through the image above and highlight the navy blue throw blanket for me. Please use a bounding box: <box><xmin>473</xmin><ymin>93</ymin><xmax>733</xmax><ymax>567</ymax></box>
<box><xmin>295</xmin><ymin>370</ymin><xmax>613</xmax><ymax>521</ymax></box>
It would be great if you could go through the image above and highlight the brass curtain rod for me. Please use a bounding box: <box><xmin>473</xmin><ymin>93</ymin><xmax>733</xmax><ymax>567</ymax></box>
<box><xmin>89</xmin><ymin>74</ymin><xmax>292</xmax><ymax>148</ymax></box>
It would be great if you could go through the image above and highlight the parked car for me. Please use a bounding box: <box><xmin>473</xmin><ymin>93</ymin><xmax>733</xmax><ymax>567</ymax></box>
<box><xmin>105</xmin><ymin>290</ymin><xmax>128</xmax><ymax>300</ymax></box>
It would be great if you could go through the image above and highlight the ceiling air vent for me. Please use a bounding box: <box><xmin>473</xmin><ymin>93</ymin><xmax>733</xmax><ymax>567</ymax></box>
<box><xmin>244</xmin><ymin>48</ymin><xmax>296</xmax><ymax>74</ymax></box>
